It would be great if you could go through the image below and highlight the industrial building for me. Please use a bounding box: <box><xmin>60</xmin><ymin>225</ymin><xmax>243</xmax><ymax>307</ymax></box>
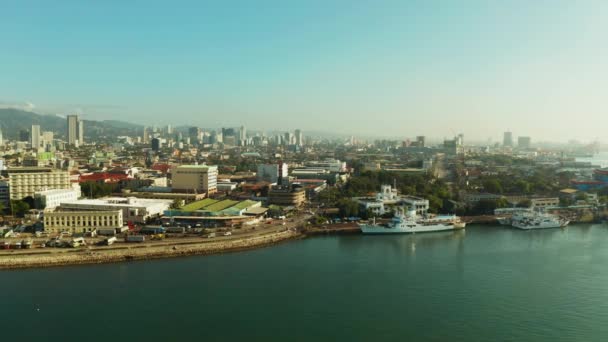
<box><xmin>34</xmin><ymin>185</ymin><xmax>82</xmax><ymax>209</ymax></box>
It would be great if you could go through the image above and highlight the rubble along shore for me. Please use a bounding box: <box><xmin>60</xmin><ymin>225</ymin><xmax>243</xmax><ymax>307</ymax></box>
<box><xmin>0</xmin><ymin>230</ymin><xmax>303</xmax><ymax>270</ymax></box>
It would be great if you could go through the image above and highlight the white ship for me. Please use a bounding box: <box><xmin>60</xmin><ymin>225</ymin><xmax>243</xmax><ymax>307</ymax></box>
<box><xmin>511</xmin><ymin>211</ymin><xmax>569</xmax><ymax>230</ymax></box>
<box><xmin>494</xmin><ymin>208</ymin><xmax>533</xmax><ymax>226</ymax></box>
<box><xmin>360</xmin><ymin>207</ymin><xmax>465</xmax><ymax>234</ymax></box>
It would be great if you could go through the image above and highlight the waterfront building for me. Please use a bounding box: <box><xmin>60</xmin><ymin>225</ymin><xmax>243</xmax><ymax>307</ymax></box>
<box><xmin>530</xmin><ymin>197</ymin><xmax>559</xmax><ymax>209</ymax></box>
<box><xmin>59</xmin><ymin>197</ymin><xmax>172</xmax><ymax>224</ymax></box>
<box><xmin>355</xmin><ymin>185</ymin><xmax>430</xmax><ymax>216</ymax></box>
<box><xmin>44</xmin><ymin>210</ymin><xmax>123</xmax><ymax>234</ymax></box>
<box><xmin>34</xmin><ymin>185</ymin><xmax>81</xmax><ymax>210</ymax></box>
<box><xmin>7</xmin><ymin>168</ymin><xmax>71</xmax><ymax>200</ymax></box>
<box><xmin>171</xmin><ymin>164</ymin><xmax>218</xmax><ymax>195</ymax></box>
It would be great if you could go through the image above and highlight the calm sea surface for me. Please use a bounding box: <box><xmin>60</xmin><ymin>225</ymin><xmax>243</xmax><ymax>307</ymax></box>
<box><xmin>3</xmin><ymin>225</ymin><xmax>608</xmax><ymax>341</ymax></box>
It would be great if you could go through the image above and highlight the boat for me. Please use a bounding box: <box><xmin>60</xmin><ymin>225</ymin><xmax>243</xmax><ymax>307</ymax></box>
<box><xmin>511</xmin><ymin>210</ymin><xmax>569</xmax><ymax>230</ymax></box>
<box><xmin>360</xmin><ymin>207</ymin><xmax>465</xmax><ymax>234</ymax></box>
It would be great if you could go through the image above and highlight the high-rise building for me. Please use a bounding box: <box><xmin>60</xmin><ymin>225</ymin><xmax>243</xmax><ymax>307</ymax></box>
<box><xmin>518</xmin><ymin>136</ymin><xmax>531</xmax><ymax>149</ymax></box>
<box><xmin>67</xmin><ymin>115</ymin><xmax>83</xmax><ymax>146</ymax></box>
<box><xmin>239</xmin><ymin>126</ymin><xmax>247</xmax><ymax>146</ymax></box>
<box><xmin>31</xmin><ymin>124</ymin><xmax>41</xmax><ymax>149</ymax></box>
<box><xmin>19</xmin><ymin>130</ymin><xmax>29</xmax><ymax>142</ymax></box>
<box><xmin>503</xmin><ymin>132</ymin><xmax>513</xmax><ymax>147</ymax></box>
<box><xmin>0</xmin><ymin>126</ymin><xmax>3</xmax><ymax>145</ymax></box>
<box><xmin>143</xmin><ymin>126</ymin><xmax>149</xmax><ymax>144</ymax></box>
<box><xmin>189</xmin><ymin>127</ymin><xmax>201</xmax><ymax>144</ymax></box>
<box><xmin>151</xmin><ymin>138</ymin><xmax>161</xmax><ymax>151</ymax></box>
<box><xmin>416</xmin><ymin>136</ymin><xmax>426</xmax><ymax>147</ymax></box>
<box><xmin>166</xmin><ymin>124</ymin><xmax>173</xmax><ymax>135</ymax></box>
<box><xmin>295</xmin><ymin>129</ymin><xmax>303</xmax><ymax>146</ymax></box>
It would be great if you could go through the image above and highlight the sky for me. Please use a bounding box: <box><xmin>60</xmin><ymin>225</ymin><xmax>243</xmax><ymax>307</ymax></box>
<box><xmin>1</xmin><ymin>0</ymin><xmax>607</xmax><ymax>142</ymax></box>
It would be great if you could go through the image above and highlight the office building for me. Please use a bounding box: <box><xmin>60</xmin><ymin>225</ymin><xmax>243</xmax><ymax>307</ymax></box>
<box><xmin>172</xmin><ymin>164</ymin><xmax>218</xmax><ymax>195</ymax></box>
<box><xmin>67</xmin><ymin>114</ymin><xmax>84</xmax><ymax>146</ymax></box>
<box><xmin>257</xmin><ymin>163</ymin><xmax>289</xmax><ymax>184</ymax></box>
<box><xmin>295</xmin><ymin>129</ymin><xmax>303</xmax><ymax>146</ymax></box>
<box><xmin>8</xmin><ymin>168</ymin><xmax>71</xmax><ymax>200</ymax></box>
<box><xmin>0</xmin><ymin>127</ymin><xmax>3</xmax><ymax>145</ymax></box>
<box><xmin>19</xmin><ymin>129</ymin><xmax>29</xmax><ymax>142</ymax></box>
<box><xmin>151</xmin><ymin>138</ymin><xmax>161</xmax><ymax>151</ymax></box>
<box><xmin>518</xmin><ymin>136</ymin><xmax>531</xmax><ymax>149</ymax></box>
<box><xmin>44</xmin><ymin>210</ymin><xmax>123</xmax><ymax>234</ymax></box>
<box><xmin>503</xmin><ymin>132</ymin><xmax>513</xmax><ymax>147</ymax></box>
<box><xmin>239</xmin><ymin>126</ymin><xmax>247</xmax><ymax>146</ymax></box>
<box><xmin>31</xmin><ymin>124</ymin><xmax>41</xmax><ymax>149</ymax></box>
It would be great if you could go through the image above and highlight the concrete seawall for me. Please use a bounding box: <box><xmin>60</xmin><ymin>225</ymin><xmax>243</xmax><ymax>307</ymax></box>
<box><xmin>0</xmin><ymin>230</ymin><xmax>302</xmax><ymax>270</ymax></box>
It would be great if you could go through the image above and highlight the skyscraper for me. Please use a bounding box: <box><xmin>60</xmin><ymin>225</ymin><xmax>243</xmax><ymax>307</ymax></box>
<box><xmin>31</xmin><ymin>124</ymin><xmax>41</xmax><ymax>149</ymax></box>
<box><xmin>295</xmin><ymin>129</ymin><xmax>303</xmax><ymax>147</ymax></box>
<box><xmin>0</xmin><ymin>126</ymin><xmax>3</xmax><ymax>145</ymax></box>
<box><xmin>67</xmin><ymin>115</ymin><xmax>83</xmax><ymax>146</ymax></box>
<box><xmin>503</xmin><ymin>132</ymin><xmax>513</xmax><ymax>147</ymax></box>
<box><xmin>239</xmin><ymin>126</ymin><xmax>247</xmax><ymax>146</ymax></box>
<box><xmin>143</xmin><ymin>126</ymin><xmax>149</xmax><ymax>143</ymax></box>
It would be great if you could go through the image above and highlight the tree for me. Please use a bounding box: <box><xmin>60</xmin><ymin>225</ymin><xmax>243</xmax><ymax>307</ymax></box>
<box><xmin>517</xmin><ymin>199</ymin><xmax>532</xmax><ymax>208</ymax></box>
<box><xmin>11</xmin><ymin>200</ymin><xmax>30</xmax><ymax>218</ymax></box>
<box><xmin>336</xmin><ymin>199</ymin><xmax>359</xmax><ymax>218</ymax></box>
<box><xmin>482</xmin><ymin>179</ymin><xmax>503</xmax><ymax>194</ymax></box>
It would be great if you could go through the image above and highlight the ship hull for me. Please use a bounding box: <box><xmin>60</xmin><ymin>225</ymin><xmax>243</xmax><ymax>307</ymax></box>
<box><xmin>512</xmin><ymin>221</ymin><xmax>569</xmax><ymax>230</ymax></box>
<box><xmin>360</xmin><ymin>224</ymin><xmax>459</xmax><ymax>234</ymax></box>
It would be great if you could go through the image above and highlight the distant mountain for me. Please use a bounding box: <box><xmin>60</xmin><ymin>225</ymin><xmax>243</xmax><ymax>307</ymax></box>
<box><xmin>0</xmin><ymin>108</ymin><xmax>143</xmax><ymax>140</ymax></box>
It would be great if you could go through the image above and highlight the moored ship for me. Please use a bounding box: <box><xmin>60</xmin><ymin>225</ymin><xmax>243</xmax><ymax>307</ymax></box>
<box><xmin>360</xmin><ymin>207</ymin><xmax>465</xmax><ymax>234</ymax></box>
<box><xmin>511</xmin><ymin>211</ymin><xmax>569</xmax><ymax>230</ymax></box>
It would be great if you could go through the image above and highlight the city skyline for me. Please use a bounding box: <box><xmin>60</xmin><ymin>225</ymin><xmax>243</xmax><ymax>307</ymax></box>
<box><xmin>2</xmin><ymin>1</ymin><xmax>608</xmax><ymax>142</ymax></box>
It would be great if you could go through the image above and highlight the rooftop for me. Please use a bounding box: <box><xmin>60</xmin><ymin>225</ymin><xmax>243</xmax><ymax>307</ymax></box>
<box><xmin>181</xmin><ymin>198</ymin><xmax>218</xmax><ymax>211</ymax></box>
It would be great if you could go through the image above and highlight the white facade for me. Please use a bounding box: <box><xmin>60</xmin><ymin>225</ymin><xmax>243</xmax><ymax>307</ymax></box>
<box><xmin>44</xmin><ymin>210</ymin><xmax>123</xmax><ymax>233</ymax></box>
<box><xmin>34</xmin><ymin>185</ymin><xmax>81</xmax><ymax>209</ymax></box>
<box><xmin>59</xmin><ymin>197</ymin><xmax>172</xmax><ymax>224</ymax></box>
<box><xmin>31</xmin><ymin>124</ymin><xmax>41</xmax><ymax>149</ymax></box>
<box><xmin>356</xmin><ymin>185</ymin><xmax>430</xmax><ymax>216</ymax></box>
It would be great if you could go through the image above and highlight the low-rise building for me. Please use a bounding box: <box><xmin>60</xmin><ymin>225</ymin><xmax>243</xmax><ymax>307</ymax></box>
<box><xmin>268</xmin><ymin>186</ymin><xmax>306</xmax><ymax>206</ymax></box>
<box><xmin>44</xmin><ymin>210</ymin><xmax>123</xmax><ymax>234</ymax></box>
<box><xmin>34</xmin><ymin>185</ymin><xmax>81</xmax><ymax>210</ymax></box>
<box><xmin>530</xmin><ymin>197</ymin><xmax>559</xmax><ymax>209</ymax></box>
<box><xmin>59</xmin><ymin>197</ymin><xmax>172</xmax><ymax>224</ymax></box>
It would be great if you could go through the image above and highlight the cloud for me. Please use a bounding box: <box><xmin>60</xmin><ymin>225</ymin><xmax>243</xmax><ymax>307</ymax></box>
<box><xmin>0</xmin><ymin>101</ymin><xmax>36</xmax><ymax>111</ymax></box>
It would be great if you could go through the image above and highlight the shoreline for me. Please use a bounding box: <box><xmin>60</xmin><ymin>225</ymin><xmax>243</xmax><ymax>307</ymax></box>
<box><xmin>0</xmin><ymin>229</ymin><xmax>304</xmax><ymax>270</ymax></box>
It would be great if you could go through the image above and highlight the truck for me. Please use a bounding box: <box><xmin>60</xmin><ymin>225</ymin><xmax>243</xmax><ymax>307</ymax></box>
<box><xmin>70</xmin><ymin>237</ymin><xmax>86</xmax><ymax>248</ymax></box>
<box><xmin>125</xmin><ymin>235</ymin><xmax>145</xmax><ymax>243</ymax></box>
<box><xmin>104</xmin><ymin>236</ymin><xmax>117</xmax><ymax>246</ymax></box>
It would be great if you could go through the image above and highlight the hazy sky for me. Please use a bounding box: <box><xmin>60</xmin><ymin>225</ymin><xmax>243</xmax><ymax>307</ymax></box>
<box><xmin>1</xmin><ymin>1</ymin><xmax>607</xmax><ymax>141</ymax></box>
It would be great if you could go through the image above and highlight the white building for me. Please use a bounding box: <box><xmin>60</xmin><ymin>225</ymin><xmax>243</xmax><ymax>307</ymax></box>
<box><xmin>44</xmin><ymin>210</ymin><xmax>123</xmax><ymax>234</ymax></box>
<box><xmin>257</xmin><ymin>163</ymin><xmax>288</xmax><ymax>184</ymax></box>
<box><xmin>355</xmin><ymin>185</ymin><xmax>430</xmax><ymax>216</ymax></box>
<box><xmin>59</xmin><ymin>197</ymin><xmax>172</xmax><ymax>224</ymax></box>
<box><xmin>34</xmin><ymin>185</ymin><xmax>81</xmax><ymax>210</ymax></box>
<box><xmin>31</xmin><ymin>124</ymin><xmax>41</xmax><ymax>149</ymax></box>
<box><xmin>172</xmin><ymin>164</ymin><xmax>218</xmax><ymax>195</ymax></box>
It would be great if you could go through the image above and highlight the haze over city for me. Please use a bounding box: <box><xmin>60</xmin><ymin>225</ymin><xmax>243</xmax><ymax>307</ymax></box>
<box><xmin>1</xmin><ymin>1</ymin><xmax>607</xmax><ymax>142</ymax></box>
